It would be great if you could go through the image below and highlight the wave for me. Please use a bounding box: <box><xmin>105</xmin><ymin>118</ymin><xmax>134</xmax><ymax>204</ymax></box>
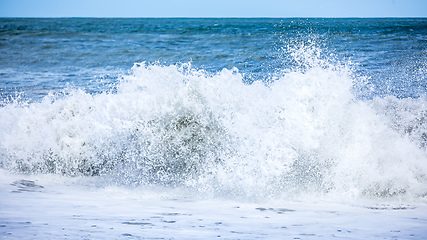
<box><xmin>1</xmin><ymin>46</ymin><xmax>426</xmax><ymax>203</ymax></box>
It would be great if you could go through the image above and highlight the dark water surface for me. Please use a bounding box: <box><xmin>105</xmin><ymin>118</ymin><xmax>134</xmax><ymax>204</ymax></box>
<box><xmin>1</xmin><ymin>18</ymin><xmax>426</xmax><ymax>100</ymax></box>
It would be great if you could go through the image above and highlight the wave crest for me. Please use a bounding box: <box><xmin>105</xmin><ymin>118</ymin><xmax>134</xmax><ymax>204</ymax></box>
<box><xmin>1</xmin><ymin>50</ymin><xmax>427</xmax><ymax>202</ymax></box>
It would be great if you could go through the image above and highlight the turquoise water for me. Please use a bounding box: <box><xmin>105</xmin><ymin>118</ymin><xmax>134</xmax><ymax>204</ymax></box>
<box><xmin>1</xmin><ymin>18</ymin><xmax>426</xmax><ymax>99</ymax></box>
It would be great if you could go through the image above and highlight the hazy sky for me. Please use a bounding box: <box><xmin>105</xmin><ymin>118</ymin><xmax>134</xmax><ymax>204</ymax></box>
<box><xmin>0</xmin><ymin>0</ymin><xmax>426</xmax><ymax>17</ymax></box>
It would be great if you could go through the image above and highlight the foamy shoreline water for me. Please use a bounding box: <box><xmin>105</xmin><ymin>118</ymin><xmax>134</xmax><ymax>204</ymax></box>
<box><xmin>1</xmin><ymin>171</ymin><xmax>426</xmax><ymax>239</ymax></box>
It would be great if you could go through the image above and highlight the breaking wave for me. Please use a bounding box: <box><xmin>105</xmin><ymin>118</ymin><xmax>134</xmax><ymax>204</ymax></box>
<box><xmin>1</xmin><ymin>46</ymin><xmax>426</xmax><ymax>203</ymax></box>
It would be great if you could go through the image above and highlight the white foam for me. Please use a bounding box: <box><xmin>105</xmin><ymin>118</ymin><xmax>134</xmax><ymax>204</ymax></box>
<box><xmin>0</xmin><ymin>47</ymin><xmax>426</xmax><ymax>204</ymax></box>
<box><xmin>1</xmin><ymin>171</ymin><xmax>426</xmax><ymax>239</ymax></box>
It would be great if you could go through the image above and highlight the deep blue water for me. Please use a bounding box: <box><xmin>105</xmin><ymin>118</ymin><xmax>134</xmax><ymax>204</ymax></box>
<box><xmin>1</xmin><ymin>18</ymin><xmax>426</xmax><ymax>100</ymax></box>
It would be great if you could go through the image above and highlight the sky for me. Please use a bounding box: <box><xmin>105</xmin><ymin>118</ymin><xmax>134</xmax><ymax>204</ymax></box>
<box><xmin>0</xmin><ymin>0</ymin><xmax>426</xmax><ymax>18</ymax></box>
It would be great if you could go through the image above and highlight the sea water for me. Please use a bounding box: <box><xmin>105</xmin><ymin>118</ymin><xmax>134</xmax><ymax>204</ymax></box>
<box><xmin>0</xmin><ymin>18</ymin><xmax>427</xmax><ymax>239</ymax></box>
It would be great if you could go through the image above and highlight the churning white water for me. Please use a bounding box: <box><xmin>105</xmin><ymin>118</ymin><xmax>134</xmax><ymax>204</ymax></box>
<box><xmin>1</xmin><ymin>46</ymin><xmax>426</xmax><ymax>205</ymax></box>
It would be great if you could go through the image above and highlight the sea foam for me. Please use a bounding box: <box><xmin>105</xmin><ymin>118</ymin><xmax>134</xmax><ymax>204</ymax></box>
<box><xmin>0</xmin><ymin>46</ymin><xmax>426</xmax><ymax>203</ymax></box>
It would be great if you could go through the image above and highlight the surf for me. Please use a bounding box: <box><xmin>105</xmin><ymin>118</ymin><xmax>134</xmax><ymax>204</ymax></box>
<box><xmin>0</xmin><ymin>45</ymin><xmax>426</xmax><ymax>204</ymax></box>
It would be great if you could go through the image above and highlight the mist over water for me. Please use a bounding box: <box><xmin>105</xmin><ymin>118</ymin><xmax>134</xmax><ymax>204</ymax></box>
<box><xmin>0</xmin><ymin>18</ymin><xmax>427</xmax><ymax>204</ymax></box>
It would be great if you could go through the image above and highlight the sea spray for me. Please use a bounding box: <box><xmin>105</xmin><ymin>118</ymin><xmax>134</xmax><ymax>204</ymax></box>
<box><xmin>0</xmin><ymin>46</ymin><xmax>427</xmax><ymax>203</ymax></box>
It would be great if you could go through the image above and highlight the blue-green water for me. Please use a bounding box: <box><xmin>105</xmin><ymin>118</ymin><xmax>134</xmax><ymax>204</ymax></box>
<box><xmin>1</xmin><ymin>18</ymin><xmax>426</xmax><ymax>100</ymax></box>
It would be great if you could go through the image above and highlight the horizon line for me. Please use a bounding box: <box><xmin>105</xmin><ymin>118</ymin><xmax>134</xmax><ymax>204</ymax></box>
<box><xmin>1</xmin><ymin>16</ymin><xmax>427</xmax><ymax>18</ymax></box>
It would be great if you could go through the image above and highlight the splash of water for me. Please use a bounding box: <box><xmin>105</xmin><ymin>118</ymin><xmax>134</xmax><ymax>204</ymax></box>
<box><xmin>0</xmin><ymin>45</ymin><xmax>426</xmax><ymax>203</ymax></box>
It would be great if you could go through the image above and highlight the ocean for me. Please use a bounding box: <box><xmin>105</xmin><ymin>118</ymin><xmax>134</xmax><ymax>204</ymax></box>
<box><xmin>0</xmin><ymin>18</ymin><xmax>427</xmax><ymax>239</ymax></box>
